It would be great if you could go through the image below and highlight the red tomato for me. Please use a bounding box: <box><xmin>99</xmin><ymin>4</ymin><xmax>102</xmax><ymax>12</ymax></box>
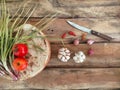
<box><xmin>12</xmin><ymin>58</ymin><xmax>28</xmax><ymax>71</ymax></box>
<box><xmin>12</xmin><ymin>43</ymin><xmax>28</xmax><ymax>57</ymax></box>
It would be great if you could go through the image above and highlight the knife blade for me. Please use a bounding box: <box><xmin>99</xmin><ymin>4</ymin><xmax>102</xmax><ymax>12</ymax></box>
<box><xmin>67</xmin><ymin>20</ymin><xmax>113</xmax><ymax>41</ymax></box>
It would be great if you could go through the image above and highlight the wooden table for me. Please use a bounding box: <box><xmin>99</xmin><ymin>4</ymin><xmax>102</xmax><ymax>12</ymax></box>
<box><xmin>0</xmin><ymin>0</ymin><xmax>120</xmax><ymax>89</ymax></box>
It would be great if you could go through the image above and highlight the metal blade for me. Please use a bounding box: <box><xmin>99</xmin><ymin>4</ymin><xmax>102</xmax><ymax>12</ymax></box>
<box><xmin>67</xmin><ymin>21</ymin><xmax>91</xmax><ymax>33</ymax></box>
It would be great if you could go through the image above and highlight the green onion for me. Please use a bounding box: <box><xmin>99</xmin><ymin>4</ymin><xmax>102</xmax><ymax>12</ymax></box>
<box><xmin>0</xmin><ymin>0</ymin><xmax>57</xmax><ymax>80</ymax></box>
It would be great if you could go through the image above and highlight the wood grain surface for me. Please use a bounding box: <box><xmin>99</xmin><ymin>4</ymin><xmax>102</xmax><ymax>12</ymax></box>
<box><xmin>1</xmin><ymin>68</ymin><xmax>120</xmax><ymax>89</ymax></box>
<box><xmin>0</xmin><ymin>0</ymin><xmax>120</xmax><ymax>89</ymax></box>
<box><xmin>5</xmin><ymin>0</ymin><xmax>120</xmax><ymax>18</ymax></box>
<box><xmin>48</xmin><ymin>43</ymin><xmax>120</xmax><ymax>68</ymax></box>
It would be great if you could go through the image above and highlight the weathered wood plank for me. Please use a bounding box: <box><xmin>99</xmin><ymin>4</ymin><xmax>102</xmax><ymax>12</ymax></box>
<box><xmin>26</xmin><ymin>68</ymin><xmax>120</xmax><ymax>89</ymax></box>
<box><xmin>47</xmin><ymin>43</ymin><xmax>120</xmax><ymax>68</ymax></box>
<box><xmin>0</xmin><ymin>44</ymin><xmax>119</xmax><ymax>89</ymax></box>
<box><xmin>0</xmin><ymin>79</ymin><xmax>26</xmax><ymax>89</ymax></box>
<box><xmin>0</xmin><ymin>1</ymin><xmax>119</xmax><ymax>89</ymax></box>
<box><xmin>51</xmin><ymin>0</ymin><xmax>120</xmax><ymax>7</ymax></box>
<box><xmin>4</xmin><ymin>0</ymin><xmax>120</xmax><ymax>18</ymax></box>
<box><xmin>27</xmin><ymin>18</ymin><xmax>120</xmax><ymax>43</ymax></box>
<box><xmin>88</xmin><ymin>89</ymin><xmax>120</xmax><ymax>90</ymax></box>
<box><xmin>1</xmin><ymin>68</ymin><xmax>120</xmax><ymax>89</ymax></box>
<box><xmin>9</xmin><ymin>18</ymin><xmax>120</xmax><ymax>43</ymax></box>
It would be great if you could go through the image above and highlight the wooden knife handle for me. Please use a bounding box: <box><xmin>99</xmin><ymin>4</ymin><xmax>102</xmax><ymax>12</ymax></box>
<box><xmin>91</xmin><ymin>30</ymin><xmax>113</xmax><ymax>41</ymax></box>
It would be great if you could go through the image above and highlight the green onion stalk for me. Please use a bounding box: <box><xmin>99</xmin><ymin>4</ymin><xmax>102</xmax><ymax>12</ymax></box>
<box><xmin>0</xmin><ymin>0</ymin><xmax>57</xmax><ymax>80</ymax></box>
<box><xmin>0</xmin><ymin>0</ymin><xmax>19</xmax><ymax>80</ymax></box>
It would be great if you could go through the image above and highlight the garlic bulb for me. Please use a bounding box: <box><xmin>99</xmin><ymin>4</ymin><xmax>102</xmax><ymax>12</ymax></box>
<box><xmin>22</xmin><ymin>24</ymin><xmax>37</xmax><ymax>31</ymax></box>
<box><xmin>73</xmin><ymin>51</ymin><xmax>86</xmax><ymax>63</ymax></box>
<box><xmin>22</xmin><ymin>24</ymin><xmax>33</xmax><ymax>31</ymax></box>
<box><xmin>58</xmin><ymin>48</ymin><xmax>71</xmax><ymax>62</ymax></box>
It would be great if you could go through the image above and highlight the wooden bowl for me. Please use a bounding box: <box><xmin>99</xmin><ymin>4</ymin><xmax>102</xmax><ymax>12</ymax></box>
<box><xmin>4</xmin><ymin>31</ymin><xmax>51</xmax><ymax>80</ymax></box>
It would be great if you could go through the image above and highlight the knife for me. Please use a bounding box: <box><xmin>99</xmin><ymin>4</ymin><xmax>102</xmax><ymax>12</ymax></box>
<box><xmin>67</xmin><ymin>21</ymin><xmax>113</xmax><ymax>41</ymax></box>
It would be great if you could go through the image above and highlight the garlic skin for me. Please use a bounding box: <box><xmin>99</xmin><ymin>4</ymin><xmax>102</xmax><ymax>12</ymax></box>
<box><xmin>73</xmin><ymin>51</ymin><xmax>86</xmax><ymax>63</ymax></box>
<box><xmin>58</xmin><ymin>48</ymin><xmax>71</xmax><ymax>62</ymax></box>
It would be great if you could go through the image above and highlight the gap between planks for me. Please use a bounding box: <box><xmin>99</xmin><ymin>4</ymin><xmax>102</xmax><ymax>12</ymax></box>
<box><xmin>6</xmin><ymin>0</ymin><xmax>120</xmax><ymax>18</ymax></box>
<box><xmin>10</xmin><ymin>17</ymin><xmax>120</xmax><ymax>43</ymax></box>
<box><xmin>26</xmin><ymin>68</ymin><xmax>120</xmax><ymax>89</ymax></box>
<box><xmin>0</xmin><ymin>68</ymin><xmax>120</xmax><ymax>89</ymax></box>
<box><xmin>24</xmin><ymin>18</ymin><xmax>120</xmax><ymax>43</ymax></box>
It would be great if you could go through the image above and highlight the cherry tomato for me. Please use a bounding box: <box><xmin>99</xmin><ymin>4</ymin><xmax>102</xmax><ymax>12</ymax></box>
<box><xmin>12</xmin><ymin>43</ymin><xmax>28</xmax><ymax>57</ymax></box>
<box><xmin>12</xmin><ymin>58</ymin><xmax>28</xmax><ymax>71</ymax></box>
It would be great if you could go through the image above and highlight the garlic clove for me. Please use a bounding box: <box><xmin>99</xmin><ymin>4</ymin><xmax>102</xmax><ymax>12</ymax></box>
<box><xmin>64</xmin><ymin>59</ymin><xmax>69</xmax><ymax>62</ymax></box>
<box><xmin>82</xmin><ymin>55</ymin><xmax>86</xmax><ymax>60</ymax></box>
<box><xmin>58</xmin><ymin>54</ymin><xmax>63</xmax><ymax>59</ymax></box>
<box><xmin>61</xmin><ymin>56</ymin><xmax>65</xmax><ymax>61</ymax></box>
<box><xmin>64</xmin><ymin>48</ymin><xmax>68</xmax><ymax>50</ymax></box>
<box><xmin>74</xmin><ymin>60</ymin><xmax>79</xmax><ymax>63</ymax></box>
<box><xmin>79</xmin><ymin>59</ymin><xmax>84</xmax><ymax>63</ymax></box>
<box><xmin>61</xmin><ymin>57</ymin><xmax>67</xmax><ymax>62</ymax></box>
<box><xmin>66</xmin><ymin>56</ymin><xmax>70</xmax><ymax>60</ymax></box>
<box><xmin>78</xmin><ymin>51</ymin><xmax>84</xmax><ymax>55</ymax></box>
<box><xmin>79</xmin><ymin>54</ymin><xmax>86</xmax><ymax>59</ymax></box>
<box><xmin>66</xmin><ymin>53</ymin><xmax>70</xmax><ymax>56</ymax></box>
<box><xmin>87</xmin><ymin>39</ymin><xmax>95</xmax><ymax>45</ymax></box>
<box><xmin>75</xmin><ymin>58</ymin><xmax>84</xmax><ymax>63</ymax></box>
<box><xmin>74</xmin><ymin>59</ymin><xmax>81</xmax><ymax>63</ymax></box>
<box><xmin>59</xmin><ymin>48</ymin><xmax>65</xmax><ymax>52</ymax></box>
<box><xmin>59</xmin><ymin>51</ymin><xmax>66</xmax><ymax>56</ymax></box>
<box><xmin>73</xmin><ymin>56</ymin><xmax>78</xmax><ymax>61</ymax></box>
<box><xmin>65</xmin><ymin>49</ymin><xmax>70</xmax><ymax>53</ymax></box>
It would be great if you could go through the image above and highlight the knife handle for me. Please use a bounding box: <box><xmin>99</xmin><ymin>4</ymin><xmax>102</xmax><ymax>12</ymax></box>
<box><xmin>91</xmin><ymin>30</ymin><xmax>113</xmax><ymax>41</ymax></box>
